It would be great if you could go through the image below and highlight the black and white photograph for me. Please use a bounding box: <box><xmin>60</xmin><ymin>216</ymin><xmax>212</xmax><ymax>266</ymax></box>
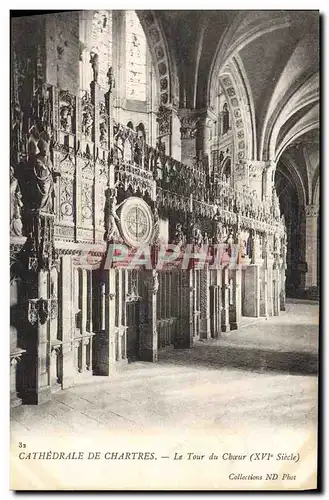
<box><xmin>9</xmin><ymin>8</ymin><xmax>320</xmax><ymax>491</ymax></box>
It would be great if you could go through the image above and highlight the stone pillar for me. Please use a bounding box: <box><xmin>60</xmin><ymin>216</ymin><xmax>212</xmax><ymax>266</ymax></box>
<box><xmin>171</xmin><ymin>108</ymin><xmax>182</xmax><ymax>161</ymax></box>
<box><xmin>79</xmin><ymin>268</ymin><xmax>88</xmax><ymax>373</ymax></box>
<box><xmin>100</xmin><ymin>281</ymin><xmax>106</xmax><ymax>331</ymax></box>
<box><xmin>221</xmin><ymin>266</ymin><xmax>230</xmax><ymax>333</ymax></box>
<box><xmin>210</xmin><ymin>268</ymin><xmax>222</xmax><ymax>339</ymax></box>
<box><xmin>248</xmin><ymin>161</ymin><xmax>265</xmax><ymax>200</ymax></box>
<box><xmin>60</xmin><ymin>255</ymin><xmax>76</xmax><ymax>390</ymax></box>
<box><xmin>200</xmin><ymin>267</ymin><xmax>211</xmax><ymax>339</ymax></box>
<box><xmin>178</xmin><ymin>109</ymin><xmax>199</xmax><ymax>167</ymax></box>
<box><xmin>305</xmin><ymin>204</ymin><xmax>319</xmax><ymax>290</ymax></box>
<box><xmin>273</xmin><ymin>261</ymin><xmax>281</xmax><ymax>316</ymax></box>
<box><xmin>157</xmin><ymin>106</ymin><xmax>181</xmax><ymax>161</ymax></box>
<box><xmin>175</xmin><ymin>270</ymin><xmax>194</xmax><ymax>348</ymax></box>
<box><xmin>259</xmin><ymin>265</ymin><xmax>268</xmax><ymax>317</ymax></box>
<box><xmin>280</xmin><ymin>232</ymin><xmax>287</xmax><ymax>311</ymax></box>
<box><xmin>26</xmin><ymin>270</ymin><xmax>52</xmax><ymax>404</ymax></box>
<box><xmin>139</xmin><ymin>270</ymin><xmax>158</xmax><ymax>362</ymax></box>
<box><xmin>262</xmin><ymin>160</ymin><xmax>276</xmax><ymax>202</ymax></box>
<box><xmin>98</xmin><ymin>268</ymin><xmax>116</xmax><ymax>375</ymax></box>
<box><xmin>242</xmin><ymin>265</ymin><xmax>260</xmax><ymax>317</ymax></box>
<box><xmin>266</xmin><ymin>255</ymin><xmax>274</xmax><ymax>317</ymax></box>
<box><xmin>10</xmin><ymin>350</ymin><xmax>26</xmax><ymax>407</ymax></box>
<box><xmin>229</xmin><ymin>267</ymin><xmax>242</xmax><ymax>330</ymax></box>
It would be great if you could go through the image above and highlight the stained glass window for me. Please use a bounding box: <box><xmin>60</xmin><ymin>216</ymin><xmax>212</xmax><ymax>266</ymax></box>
<box><xmin>91</xmin><ymin>10</ymin><xmax>112</xmax><ymax>90</ymax></box>
<box><xmin>125</xmin><ymin>11</ymin><xmax>147</xmax><ymax>101</ymax></box>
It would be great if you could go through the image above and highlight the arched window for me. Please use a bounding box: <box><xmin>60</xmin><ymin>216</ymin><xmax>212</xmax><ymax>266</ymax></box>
<box><xmin>136</xmin><ymin>122</ymin><xmax>146</xmax><ymax>140</ymax></box>
<box><xmin>125</xmin><ymin>11</ymin><xmax>147</xmax><ymax>101</ymax></box>
<box><xmin>127</xmin><ymin>121</ymin><xmax>134</xmax><ymax>130</ymax></box>
<box><xmin>80</xmin><ymin>10</ymin><xmax>113</xmax><ymax>92</ymax></box>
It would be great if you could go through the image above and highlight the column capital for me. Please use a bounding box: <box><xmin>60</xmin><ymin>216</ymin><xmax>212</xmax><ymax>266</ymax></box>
<box><xmin>177</xmin><ymin>109</ymin><xmax>199</xmax><ymax>139</ymax></box>
<box><xmin>305</xmin><ymin>204</ymin><xmax>319</xmax><ymax>218</ymax></box>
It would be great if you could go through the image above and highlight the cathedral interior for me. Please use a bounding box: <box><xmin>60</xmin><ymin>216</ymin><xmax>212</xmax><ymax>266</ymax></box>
<box><xmin>10</xmin><ymin>10</ymin><xmax>319</xmax><ymax>408</ymax></box>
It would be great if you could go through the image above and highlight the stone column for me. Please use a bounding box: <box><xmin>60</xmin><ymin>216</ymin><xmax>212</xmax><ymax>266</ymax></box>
<box><xmin>178</xmin><ymin>109</ymin><xmax>199</xmax><ymax>168</ymax></box>
<box><xmin>305</xmin><ymin>204</ymin><xmax>319</xmax><ymax>290</ymax></box>
<box><xmin>197</xmin><ymin>110</ymin><xmax>216</xmax><ymax>161</ymax></box>
<box><xmin>60</xmin><ymin>255</ymin><xmax>76</xmax><ymax>390</ymax></box>
<box><xmin>221</xmin><ymin>266</ymin><xmax>230</xmax><ymax>333</ymax></box>
<box><xmin>200</xmin><ymin>267</ymin><xmax>211</xmax><ymax>339</ymax></box>
<box><xmin>86</xmin><ymin>270</ymin><xmax>93</xmax><ymax>332</ymax></box>
<box><xmin>139</xmin><ymin>270</ymin><xmax>158</xmax><ymax>362</ymax></box>
<box><xmin>98</xmin><ymin>268</ymin><xmax>116</xmax><ymax>375</ymax></box>
<box><xmin>27</xmin><ymin>270</ymin><xmax>52</xmax><ymax>404</ymax></box>
<box><xmin>228</xmin><ymin>267</ymin><xmax>242</xmax><ymax>330</ymax></box>
<box><xmin>210</xmin><ymin>268</ymin><xmax>222</xmax><ymax>339</ymax></box>
<box><xmin>242</xmin><ymin>230</ymin><xmax>261</xmax><ymax>317</ymax></box>
<box><xmin>242</xmin><ymin>265</ymin><xmax>260</xmax><ymax>317</ymax></box>
<box><xmin>175</xmin><ymin>270</ymin><xmax>194</xmax><ymax>348</ymax></box>
<box><xmin>157</xmin><ymin>106</ymin><xmax>181</xmax><ymax>161</ymax></box>
<box><xmin>262</xmin><ymin>160</ymin><xmax>276</xmax><ymax>202</ymax></box>
<box><xmin>100</xmin><ymin>281</ymin><xmax>106</xmax><ymax>331</ymax></box>
<box><xmin>259</xmin><ymin>265</ymin><xmax>268</xmax><ymax>317</ymax></box>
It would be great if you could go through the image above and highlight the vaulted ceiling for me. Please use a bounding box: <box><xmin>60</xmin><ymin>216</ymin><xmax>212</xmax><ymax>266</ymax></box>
<box><xmin>155</xmin><ymin>9</ymin><xmax>319</xmax><ymax>165</ymax></box>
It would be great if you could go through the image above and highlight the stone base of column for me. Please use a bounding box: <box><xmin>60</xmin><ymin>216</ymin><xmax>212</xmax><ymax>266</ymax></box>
<box><xmin>175</xmin><ymin>336</ymin><xmax>193</xmax><ymax>349</ymax></box>
<box><xmin>10</xmin><ymin>392</ymin><xmax>23</xmax><ymax>408</ymax></box>
<box><xmin>93</xmin><ymin>331</ymin><xmax>116</xmax><ymax>375</ymax></box>
<box><xmin>175</xmin><ymin>271</ymin><xmax>193</xmax><ymax>349</ymax></box>
<box><xmin>210</xmin><ymin>284</ymin><xmax>221</xmax><ymax>339</ymax></box>
<box><xmin>200</xmin><ymin>317</ymin><xmax>211</xmax><ymax>340</ymax></box>
<box><xmin>266</xmin><ymin>259</ymin><xmax>275</xmax><ymax>317</ymax></box>
<box><xmin>139</xmin><ymin>348</ymin><xmax>158</xmax><ymax>362</ymax></box>
<box><xmin>25</xmin><ymin>386</ymin><xmax>52</xmax><ymax>405</ymax></box>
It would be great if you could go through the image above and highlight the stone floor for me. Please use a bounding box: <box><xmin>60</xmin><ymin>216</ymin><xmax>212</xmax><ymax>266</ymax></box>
<box><xmin>10</xmin><ymin>300</ymin><xmax>319</xmax><ymax>490</ymax></box>
<box><xmin>11</xmin><ymin>300</ymin><xmax>318</xmax><ymax>435</ymax></box>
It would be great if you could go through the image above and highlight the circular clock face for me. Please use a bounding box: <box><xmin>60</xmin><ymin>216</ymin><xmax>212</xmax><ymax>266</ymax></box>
<box><xmin>119</xmin><ymin>197</ymin><xmax>153</xmax><ymax>247</ymax></box>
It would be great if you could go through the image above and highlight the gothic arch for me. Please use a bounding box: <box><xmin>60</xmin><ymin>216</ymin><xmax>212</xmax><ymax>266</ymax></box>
<box><xmin>279</xmin><ymin>153</ymin><xmax>307</xmax><ymax>208</ymax></box>
<box><xmin>210</xmin><ymin>56</ymin><xmax>256</xmax><ymax>163</ymax></box>
<box><xmin>312</xmin><ymin>165</ymin><xmax>320</xmax><ymax>205</ymax></box>
<box><xmin>137</xmin><ymin>11</ymin><xmax>179</xmax><ymax>108</ymax></box>
<box><xmin>260</xmin><ymin>35</ymin><xmax>319</xmax><ymax>161</ymax></box>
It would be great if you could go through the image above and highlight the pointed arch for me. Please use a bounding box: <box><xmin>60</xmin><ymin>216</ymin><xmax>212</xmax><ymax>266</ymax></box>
<box><xmin>210</xmin><ymin>56</ymin><xmax>256</xmax><ymax>163</ymax></box>
<box><xmin>137</xmin><ymin>11</ymin><xmax>179</xmax><ymax>107</ymax></box>
<box><xmin>260</xmin><ymin>34</ymin><xmax>319</xmax><ymax>161</ymax></box>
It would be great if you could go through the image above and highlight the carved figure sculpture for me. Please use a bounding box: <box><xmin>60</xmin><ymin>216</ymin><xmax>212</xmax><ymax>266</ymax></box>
<box><xmin>90</xmin><ymin>52</ymin><xmax>99</xmax><ymax>83</ymax></box>
<box><xmin>10</xmin><ymin>167</ymin><xmax>23</xmax><ymax>236</ymax></box>
<box><xmin>173</xmin><ymin>223</ymin><xmax>185</xmax><ymax>247</ymax></box>
<box><xmin>105</xmin><ymin>188</ymin><xmax>120</xmax><ymax>241</ymax></box>
<box><xmin>27</xmin><ymin>133</ymin><xmax>57</xmax><ymax>213</ymax></box>
<box><xmin>107</xmin><ymin>66</ymin><xmax>115</xmax><ymax>93</ymax></box>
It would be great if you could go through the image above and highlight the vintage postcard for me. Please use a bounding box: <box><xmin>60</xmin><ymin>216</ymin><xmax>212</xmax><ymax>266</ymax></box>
<box><xmin>10</xmin><ymin>9</ymin><xmax>320</xmax><ymax>491</ymax></box>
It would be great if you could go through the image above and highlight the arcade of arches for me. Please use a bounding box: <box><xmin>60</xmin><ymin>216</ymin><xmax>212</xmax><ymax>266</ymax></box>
<box><xmin>10</xmin><ymin>10</ymin><xmax>319</xmax><ymax>405</ymax></box>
